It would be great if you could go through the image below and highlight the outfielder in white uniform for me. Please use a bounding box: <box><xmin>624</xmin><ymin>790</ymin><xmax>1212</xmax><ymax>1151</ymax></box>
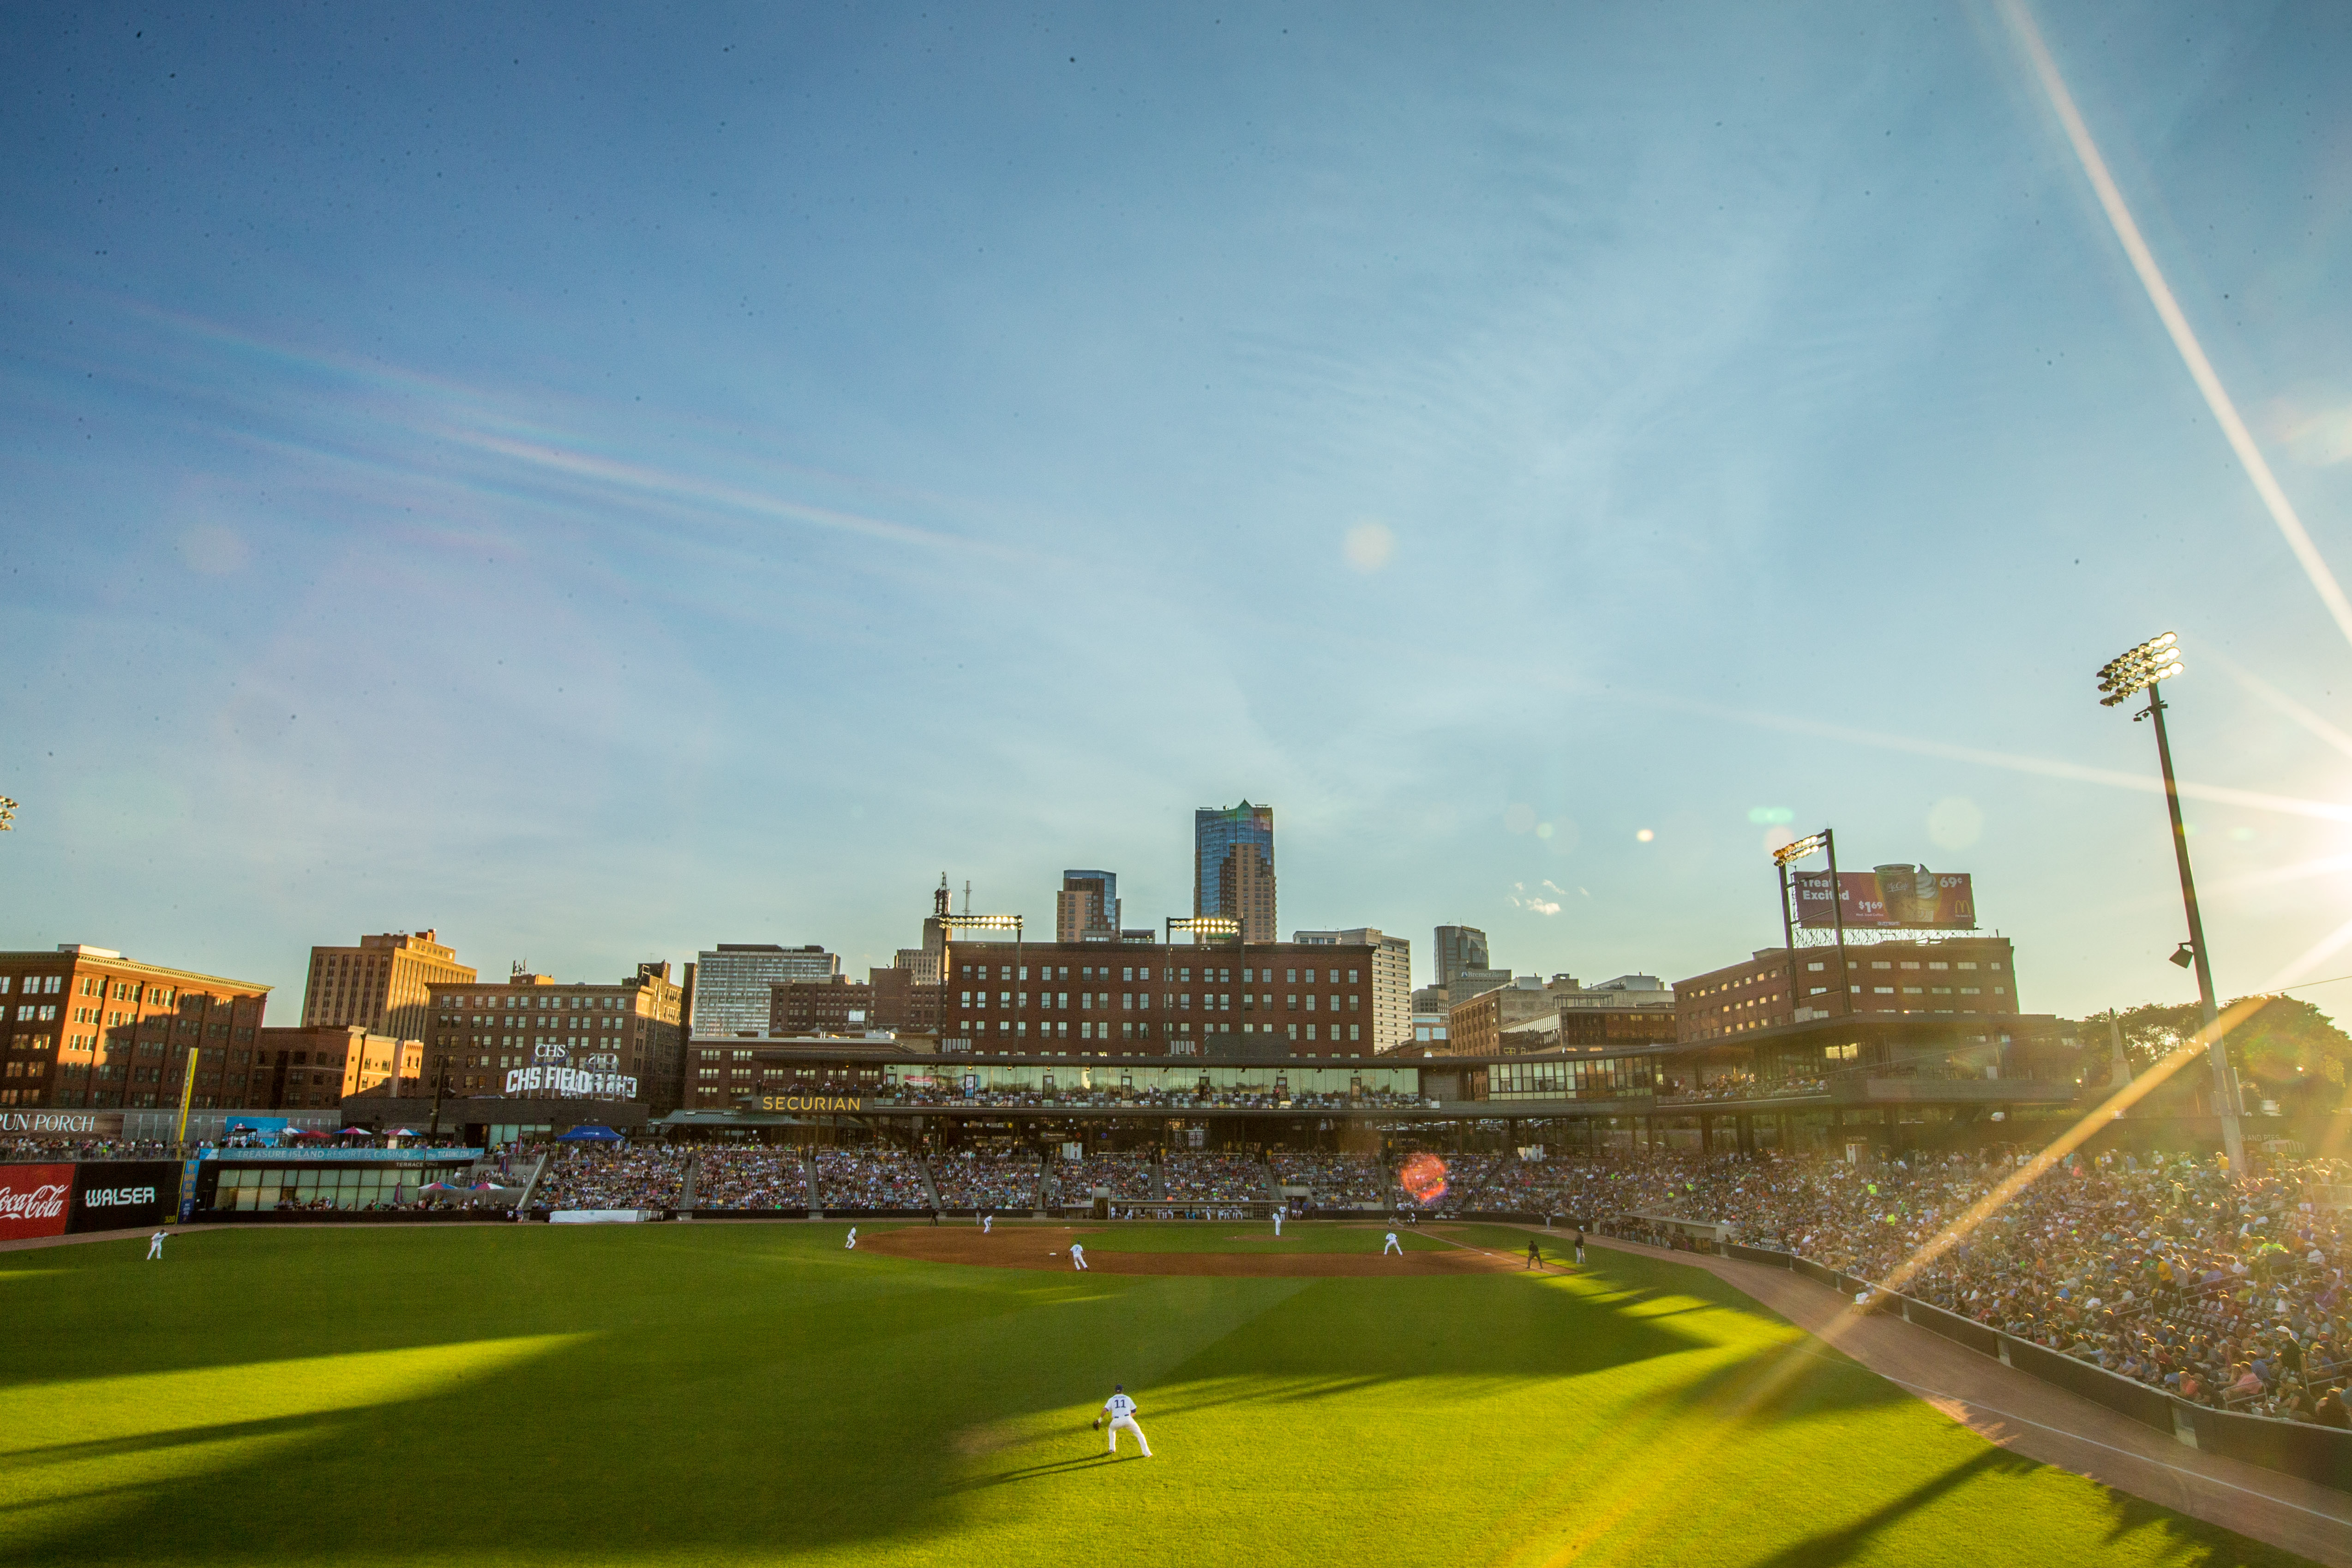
<box><xmin>1273</xmin><ymin>1210</ymin><xmax>1283</xmax><ymax>1237</ymax></box>
<box><xmin>1382</xmin><ymin>1232</ymin><xmax>1403</xmax><ymax>1256</ymax></box>
<box><xmin>147</xmin><ymin>1231</ymin><xmax>166</xmax><ymax>1261</ymax></box>
<box><xmin>1070</xmin><ymin>1242</ymin><xmax>1087</xmax><ymax>1270</ymax></box>
<box><xmin>1100</xmin><ymin>1385</ymin><xmax>1151</xmax><ymax>1456</ymax></box>
<box><xmin>845</xmin><ymin>1227</ymin><xmax>858</xmax><ymax>1250</ymax></box>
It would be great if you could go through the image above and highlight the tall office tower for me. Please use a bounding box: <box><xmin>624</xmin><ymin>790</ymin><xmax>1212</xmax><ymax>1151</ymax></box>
<box><xmin>1294</xmin><ymin>928</ymin><xmax>1412</xmax><ymax>1052</ymax></box>
<box><xmin>1434</xmin><ymin>925</ymin><xmax>1491</xmax><ymax>989</ymax></box>
<box><xmin>691</xmin><ymin>944</ymin><xmax>840</xmax><ymax>1036</ymax></box>
<box><xmin>1057</xmin><ymin>870</ymin><xmax>1121</xmax><ymax>942</ymax></box>
<box><xmin>1195</xmin><ymin>801</ymin><xmax>1276</xmax><ymax>943</ymax></box>
<box><xmin>301</xmin><ymin>931</ymin><xmax>475</xmax><ymax>1044</ymax></box>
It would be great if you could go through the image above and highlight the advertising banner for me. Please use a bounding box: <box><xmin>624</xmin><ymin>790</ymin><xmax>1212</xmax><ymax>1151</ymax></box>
<box><xmin>69</xmin><ymin>1162</ymin><xmax>181</xmax><ymax>1233</ymax></box>
<box><xmin>0</xmin><ymin>1164</ymin><xmax>74</xmax><ymax>1242</ymax></box>
<box><xmin>1794</xmin><ymin>866</ymin><xmax>1975</xmax><ymax>929</ymax></box>
<box><xmin>0</xmin><ymin>1110</ymin><xmax>124</xmax><ymax>1140</ymax></box>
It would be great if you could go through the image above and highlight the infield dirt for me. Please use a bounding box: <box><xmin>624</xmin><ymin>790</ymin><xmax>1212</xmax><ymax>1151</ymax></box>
<box><xmin>864</xmin><ymin>1223</ymin><xmax>1521</xmax><ymax>1276</ymax></box>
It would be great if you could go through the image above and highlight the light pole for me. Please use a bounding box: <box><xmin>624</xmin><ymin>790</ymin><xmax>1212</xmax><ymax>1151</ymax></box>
<box><xmin>2097</xmin><ymin>631</ymin><xmax>2244</xmax><ymax>1171</ymax></box>
<box><xmin>1771</xmin><ymin>830</ymin><xmax>1850</xmax><ymax>1021</ymax></box>
<box><xmin>1164</xmin><ymin>917</ymin><xmax>1240</xmax><ymax>1057</ymax></box>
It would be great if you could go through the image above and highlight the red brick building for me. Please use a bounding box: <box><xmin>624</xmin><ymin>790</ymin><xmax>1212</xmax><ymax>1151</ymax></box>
<box><xmin>0</xmin><ymin>944</ymin><xmax>270</xmax><ymax>1111</ymax></box>
<box><xmin>942</xmin><ymin>939</ymin><xmax>1374</xmax><ymax>1057</ymax></box>
<box><xmin>772</xmin><ymin>980</ymin><xmax>875</xmax><ymax>1035</ymax></box>
<box><xmin>1676</xmin><ymin>937</ymin><xmax>2018</xmax><ymax>1043</ymax></box>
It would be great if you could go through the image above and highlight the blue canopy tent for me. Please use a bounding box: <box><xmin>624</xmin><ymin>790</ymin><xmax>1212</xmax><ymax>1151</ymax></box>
<box><xmin>557</xmin><ymin>1124</ymin><xmax>624</xmax><ymax>1144</ymax></box>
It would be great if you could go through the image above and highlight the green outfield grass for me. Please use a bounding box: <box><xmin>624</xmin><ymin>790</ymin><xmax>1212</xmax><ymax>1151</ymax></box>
<box><xmin>0</xmin><ymin>1223</ymin><xmax>2309</xmax><ymax>1568</ymax></box>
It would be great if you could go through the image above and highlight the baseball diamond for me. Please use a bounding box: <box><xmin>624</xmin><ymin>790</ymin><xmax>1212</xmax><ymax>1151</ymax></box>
<box><xmin>0</xmin><ymin>1217</ymin><xmax>2341</xmax><ymax>1568</ymax></box>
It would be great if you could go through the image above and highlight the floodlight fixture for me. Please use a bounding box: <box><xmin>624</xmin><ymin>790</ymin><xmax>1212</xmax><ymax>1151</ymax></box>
<box><xmin>0</xmin><ymin>795</ymin><xmax>15</xmax><ymax>831</ymax></box>
<box><xmin>1771</xmin><ymin>830</ymin><xmax>1829</xmax><ymax>868</ymax></box>
<box><xmin>2094</xmin><ymin>630</ymin><xmax>2241</xmax><ymax>1169</ymax></box>
<box><xmin>2095</xmin><ymin>631</ymin><xmax>2182</xmax><ymax>707</ymax></box>
<box><xmin>938</xmin><ymin>914</ymin><xmax>1024</xmax><ymax>933</ymax></box>
<box><xmin>1165</xmin><ymin>915</ymin><xmax>1242</xmax><ymax>945</ymax></box>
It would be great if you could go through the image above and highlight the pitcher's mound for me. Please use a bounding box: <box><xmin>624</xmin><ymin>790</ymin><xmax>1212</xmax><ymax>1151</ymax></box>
<box><xmin>864</xmin><ymin>1225</ymin><xmax>1518</xmax><ymax>1276</ymax></box>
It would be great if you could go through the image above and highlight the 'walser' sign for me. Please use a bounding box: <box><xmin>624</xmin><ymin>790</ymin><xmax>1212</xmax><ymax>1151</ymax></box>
<box><xmin>0</xmin><ymin>1163</ymin><xmax>183</xmax><ymax>1240</ymax></box>
<box><xmin>71</xmin><ymin>1162</ymin><xmax>181</xmax><ymax>1233</ymax></box>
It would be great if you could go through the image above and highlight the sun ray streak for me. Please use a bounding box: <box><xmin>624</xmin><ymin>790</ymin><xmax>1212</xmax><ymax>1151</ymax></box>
<box><xmin>1658</xmin><ymin>697</ymin><xmax>2352</xmax><ymax>824</ymax></box>
<box><xmin>2263</xmin><ymin>912</ymin><xmax>2352</xmax><ymax>991</ymax></box>
<box><xmin>1998</xmin><ymin>0</ymin><xmax>2352</xmax><ymax>653</ymax></box>
<box><xmin>2210</xmin><ymin>652</ymin><xmax>2352</xmax><ymax>762</ymax></box>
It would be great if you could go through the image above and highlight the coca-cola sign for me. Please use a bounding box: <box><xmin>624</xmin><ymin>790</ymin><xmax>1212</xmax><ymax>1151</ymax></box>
<box><xmin>0</xmin><ymin>1164</ymin><xmax>72</xmax><ymax>1241</ymax></box>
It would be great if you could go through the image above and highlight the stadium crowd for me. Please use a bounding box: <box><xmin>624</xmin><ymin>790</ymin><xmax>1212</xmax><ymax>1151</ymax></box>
<box><xmin>1500</xmin><ymin>1147</ymin><xmax>2349</xmax><ymax>1427</ymax></box>
<box><xmin>530</xmin><ymin>1144</ymin><xmax>692</xmax><ymax>1211</ymax></box>
<box><xmin>1161</xmin><ymin>1152</ymin><xmax>1268</xmax><ymax>1203</ymax></box>
<box><xmin>812</xmin><ymin>1147</ymin><xmax>930</xmax><ymax>1209</ymax></box>
<box><xmin>1273</xmin><ymin>1151</ymin><xmax>1390</xmax><ymax>1206</ymax></box>
<box><xmin>930</xmin><ymin>1144</ymin><xmax>1041</xmax><ymax>1209</ymax></box>
<box><xmin>694</xmin><ymin>1148</ymin><xmax>810</xmax><ymax>1209</ymax></box>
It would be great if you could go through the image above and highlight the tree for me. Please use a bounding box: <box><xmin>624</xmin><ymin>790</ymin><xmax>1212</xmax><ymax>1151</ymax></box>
<box><xmin>2066</xmin><ymin>996</ymin><xmax>2350</xmax><ymax>1109</ymax></box>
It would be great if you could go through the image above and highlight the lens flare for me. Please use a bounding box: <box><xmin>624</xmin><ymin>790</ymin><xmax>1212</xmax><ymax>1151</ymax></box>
<box><xmin>1398</xmin><ymin>1152</ymin><xmax>1448</xmax><ymax>1206</ymax></box>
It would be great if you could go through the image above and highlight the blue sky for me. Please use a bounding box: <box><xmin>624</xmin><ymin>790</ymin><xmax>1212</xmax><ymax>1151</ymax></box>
<box><xmin>3</xmin><ymin>1</ymin><xmax>2349</xmax><ymax>1021</ymax></box>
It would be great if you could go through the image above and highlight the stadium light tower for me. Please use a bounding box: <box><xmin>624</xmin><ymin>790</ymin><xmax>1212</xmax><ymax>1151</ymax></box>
<box><xmin>0</xmin><ymin>795</ymin><xmax>16</xmax><ymax>831</ymax></box>
<box><xmin>1771</xmin><ymin>829</ymin><xmax>1848</xmax><ymax>1020</ymax></box>
<box><xmin>2096</xmin><ymin>631</ymin><xmax>2243</xmax><ymax>1171</ymax></box>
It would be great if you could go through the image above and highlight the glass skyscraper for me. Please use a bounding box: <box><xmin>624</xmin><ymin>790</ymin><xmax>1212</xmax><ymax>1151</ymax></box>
<box><xmin>1194</xmin><ymin>801</ymin><xmax>1276</xmax><ymax>943</ymax></box>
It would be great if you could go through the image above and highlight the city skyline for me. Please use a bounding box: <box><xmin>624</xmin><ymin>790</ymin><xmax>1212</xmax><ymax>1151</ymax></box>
<box><xmin>3</xmin><ymin>6</ymin><xmax>2349</xmax><ymax>1025</ymax></box>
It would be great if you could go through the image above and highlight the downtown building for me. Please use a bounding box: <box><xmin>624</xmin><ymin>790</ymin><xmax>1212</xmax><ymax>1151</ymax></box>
<box><xmin>690</xmin><ymin>944</ymin><xmax>841</xmax><ymax>1037</ymax></box>
<box><xmin>423</xmin><ymin>962</ymin><xmax>687</xmax><ymax>1114</ymax></box>
<box><xmin>1195</xmin><ymin>802</ymin><xmax>1277</xmax><ymax>943</ymax></box>
<box><xmin>940</xmin><ymin>935</ymin><xmax>1377</xmax><ymax>1058</ymax></box>
<box><xmin>1293</xmin><ymin>927</ymin><xmax>1411</xmax><ymax>1053</ymax></box>
<box><xmin>0</xmin><ymin>944</ymin><xmax>270</xmax><ymax>1111</ymax></box>
<box><xmin>299</xmin><ymin>930</ymin><xmax>476</xmax><ymax>1042</ymax></box>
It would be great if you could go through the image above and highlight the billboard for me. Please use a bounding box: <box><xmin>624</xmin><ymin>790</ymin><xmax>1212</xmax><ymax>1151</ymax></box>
<box><xmin>0</xmin><ymin>1164</ymin><xmax>72</xmax><ymax>1242</ymax></box>
<box><xmin>0</xmin><ymin>1162</ymin><xmax>182</xmax><ymax>1239</ymax></box>
<box><xmin>71</xmin><ymin>1162</ymin><xmax>180</xmax><ymax>1233</ymax></box>
<box><xmin>1794</xmin><ymin>865</ymin><xmax>1975</xmax><ymax>929</ymax></box>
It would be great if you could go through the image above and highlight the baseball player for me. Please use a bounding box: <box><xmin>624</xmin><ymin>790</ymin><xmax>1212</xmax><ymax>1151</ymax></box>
<box><xmin>844</xmin><ymin>1227</ymin><xmax>858</xmax><ymax>1250</ymax></box>
<box><xmin>1272</xmin><ymin>1209</ymin><xmax>1283</xmax><ymax>1238</ymax></box>
<box><xmin>147</xmin><ymin>1230</ymin><xmax>166</xmax><ymax>1261</ymax></box>
<box><xmin>1525</xmin><ymin>1239</ymin><xmax>1543</xmax><ymax>1270</ymax></box>
<box><xmin>1070</xmin><ymin>1241</ymin><xmax>1088</xmax><ymax>1271</ymax></box>
<box><xmin>1382</xmin><ymin>1231</ymin><xmax>1403</xmax><ymax>1256</ymax></box>
<box><xmin>1574</xmin><ymin>1229</ymin><xmax>1586</xmax><ymax>1266</ymax></box>
<box><xmin>1096</xmin><ymin>1384</ymin><xmax>1151</xmax><ymax>1456</ymax></box>
<box><xmin>982</xmin><ymin>1214</ymin><xmax>993</xmax><ymax>1235</ymax></box>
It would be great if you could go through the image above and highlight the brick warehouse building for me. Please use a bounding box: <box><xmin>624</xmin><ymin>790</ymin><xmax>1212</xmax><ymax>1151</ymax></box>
<box><xmin>1674</xmin><ymin>936</ymin><xmax>2019</xmax><ymax>1043</ymax></box>
<box><xmin>425</xmin><ymin>962</ymin><xmax>686</xmax><ymax>1114</ymax></box>
<box><xmin>0</xmin><ymin>945</ymin><xmax>270</xmax><ymax>1110</ymax></box>
<box><xmin>940</xmin><ymin>937</ymin><xmax>1376</xmax><ymax>1058</ymax></box>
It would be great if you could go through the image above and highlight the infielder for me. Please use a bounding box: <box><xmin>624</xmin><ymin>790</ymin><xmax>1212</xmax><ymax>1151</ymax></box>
<box><xmin>1382</xmin><ymin>1231</ymin><xmax>1403</xmax><ymax>1256</ymax></box>
<box><xmin>1069</xmin><ymin>1241</ymin><xmax>1088</xmax><ymax>1271</ymax></box>
<box><xmin>844</xmin><ymin>1227</ymin><xmax>858</xmax><ymax>1250</ymax></box>
<box><xmin>1095</xmin><ymin>1384</ymin><xmax>1151</xmax><ymax>1456</ymax></box>
<box><xmin>1272</xmin><ymin>1210</ymin><xmax>1283</xmax><ymax>1238</ymax></box>
<box><xmin>982</xmin><ymin>1214</ymin><xmax>993</xmax><ymax>1235</ymax></box>
<box><xmin>147</xmin><ymin>1230</ymin><xmax>166</xmax><ymax>1261</ymax></box>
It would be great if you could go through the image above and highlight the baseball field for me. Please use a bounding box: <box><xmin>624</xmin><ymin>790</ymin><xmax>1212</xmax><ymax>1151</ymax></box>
<box><xmin>0</xmin><ymin>1221</ymin><xmax>2313</xmax><ymax>1567</ymax></box>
